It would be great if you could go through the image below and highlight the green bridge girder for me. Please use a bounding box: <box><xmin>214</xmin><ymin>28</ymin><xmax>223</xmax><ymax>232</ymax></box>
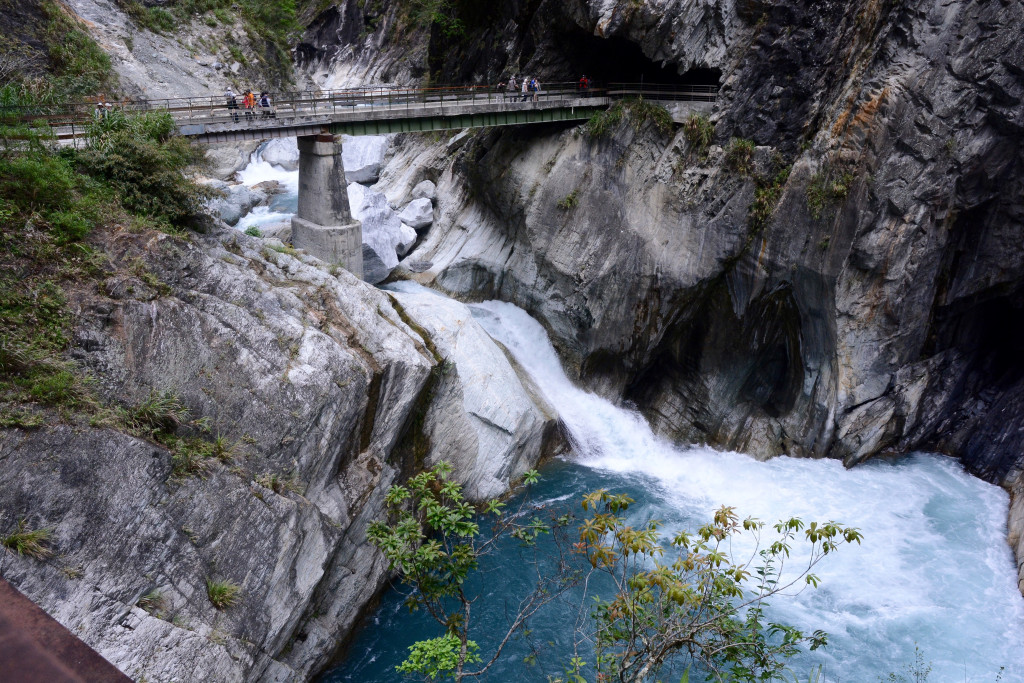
<box><xmin>328</xmin><ymin>104</ymin><xmax>606</xmax><ymax>136</ymax></box>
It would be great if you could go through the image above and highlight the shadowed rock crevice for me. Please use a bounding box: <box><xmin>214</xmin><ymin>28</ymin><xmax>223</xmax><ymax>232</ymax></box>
<box><xmin>624</xmin><ymin>279</ymin><xmax>805</xmax><ymax>452</ymax></box>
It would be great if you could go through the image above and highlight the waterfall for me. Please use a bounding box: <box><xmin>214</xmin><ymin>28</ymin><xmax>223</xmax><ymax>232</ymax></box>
<box><xmin>324</xmin><ymin>272</ymin><xmax>1024</xmax><ymax>682</ymax></box>
<box><xmin>466</xmin><ymin>298</ymin><xmax>1024</xmax><ymax>681</ymax></box>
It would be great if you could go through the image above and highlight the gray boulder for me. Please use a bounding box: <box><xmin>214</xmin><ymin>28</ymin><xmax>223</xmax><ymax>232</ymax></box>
<box><xmin>204</xmin><ymin>141</ymin><xmax>260</xmax><ymax>180</ymax></box>
<box><xmin>259</xmin><ymin>138</ymin><xmax>300</xmax><ymax>171</ymax></box>
<box><xmin>410</xmin><ymin>180</ymin><xmax>437</xmax><ymax>203</ymax></box>
<box><xmin>397</xmin><ymin>223</ymin><xmax>418</xmax><ymax>257</ymax></box>
<box><xmin>347</xmin><ymin>183</ymin><xmax>403</xmax><ymax>283</ymax></box>
<box><xmin>206</xmin><ymin>184</ymin><xmax>267</xmax><ymax>226</ymax></box>
<box><xmin>398</xmin><ymin>198</ymin><xmax>434</xmax><ymax>230</ymax></box>
<box><xmin>383</xmin><ymin>281</ymin><xmax>558</xmax><ymax>500</ymax></box>
<box><xmin>341</xmin><ymin>135</ymin><xmax>390</xmax><ymax>185</ymax></box>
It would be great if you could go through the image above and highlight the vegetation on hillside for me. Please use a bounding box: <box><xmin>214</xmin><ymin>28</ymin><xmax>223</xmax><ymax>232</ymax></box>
<box><xmin>0</xmin><ymin>19</ymin><xmax>225</xmax><ymax>475</ymax></box>
<box><xmin>115</xmin><ymin>0</ymin><xmax>299</xmax><ymax>83</ymax></box>
<box><xmin>587</xmin><ymin>98</ymin><xmax>674</xmax><ymax>139</ymax></box>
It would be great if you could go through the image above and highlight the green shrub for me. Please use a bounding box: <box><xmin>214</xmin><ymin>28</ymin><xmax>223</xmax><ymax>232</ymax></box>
<box><xmin>683</xmin><ymin>113</ymin><xmax>714</xmax><ymax>152</ymax></box>
<box><xmin>626</xmin><ymin>97</ymin><xmax>673</xmax><ymax>135</ymax></box>
<box><xmin>206</xmin><ymin>579</ymin><xmax>241</xmax><ymax>609</ymax></box>
<box><xmin>557</xmin><ymin>189</ymin><xmax>579</xmax><ymax>210</ymax></box>
<box><xmin>243</xmin><ymin>225</ymin><xmax>262</xmax><ymax>237</ymax></box>
<box><xmin>2</xmin><ymin>520</ymin><xmax>53</xmax><ymax>560</ymax></box>
<box><xmin>725</xmin><ymin>137</ymin><xmax>756</xmax><ymax>175</ymax></box>
<box><xmin>47</xmin><ymin>210</ymin><xmax>91</xmax><ymax>244</ymax></box>
<box><xmin>73</xmin><ymin>111</ymin><xmax>213</xmax><ymax>227</ymax></box>
<box><xmin>586</xmin><ymin>102</ymin><xmax>626</xmax><ymax>138</ymax></box>
<box><xmin>586</xmin><ymin>99</ymin><xmax>674</xmax><ymax>139</ymax></box>
<box><xmin>0</xmin><ymin>156</ymin><xmax>79</xmax><ymax>213</ymax></box>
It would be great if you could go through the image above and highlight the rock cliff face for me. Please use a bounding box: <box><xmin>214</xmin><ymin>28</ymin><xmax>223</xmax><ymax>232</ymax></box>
<box><xmin>0</xmin><ymin>224</ymin><xmax>558</xmax><ymax>681</ymax></box>
<box><xmin>352</xmin><ymin>0</ymin><xmax>1023</xmax><ymax>477</ymax></box>
<box><xmin>4</xmin><ymin>0</ymin><xmax>1023</xmax><ymax>679</ymax></box>
<box><xmin>314</xmin><ymin>0</ymin><xmax>1023</xmax><ymax>574</ymax></box>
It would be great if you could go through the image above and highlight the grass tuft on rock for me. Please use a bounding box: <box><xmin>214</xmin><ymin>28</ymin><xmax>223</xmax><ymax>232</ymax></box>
<box><xmin>206</xmin><ymin>578</ymin><xmax>241</xmax><ymax>609</ymax></box>
<box><xmin>725</xmin><ymin>137</ymin><xmax>756</xmax><ymax>175</ymax></box>
<box><xmin>683</xmin><ymin>113</ymin><xmax>714</xmax><ymax>153</ymax></box>
<box><xmin>586</xmin><ymin>98</ymin><xmax>674</xmax><ymax>139</ymax></box>
<box><xmin>2</xmin><ymin>519</ymin><xmax>54</xmax><ymax>560</ymax></box>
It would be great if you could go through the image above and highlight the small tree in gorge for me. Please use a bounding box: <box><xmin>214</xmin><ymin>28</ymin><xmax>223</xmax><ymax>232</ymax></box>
<box><xmin>367</xmin><ymin>462</ymin><xmax>579</xmax><ymax>681</ymax></box>
<box><xmin>369</xmin><ymin>465</ymin><xmax>862</xmax><ymax>682</ymax></box>
<box><xmin>563</xmin><ymin>491</ymin><xmax>862</xmax><ymax>682</ymax></box>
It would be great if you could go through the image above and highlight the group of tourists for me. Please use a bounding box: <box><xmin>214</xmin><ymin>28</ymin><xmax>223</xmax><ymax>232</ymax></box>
<box><xmin>225</xmin><ymin>88</ymin><xmax>274</xmax><ymax>122</ymax></box>
<box><xmin>496</xmin><ymin>74</ymin><xmax>594</xmax><ymax>103</ymax></box>
<box><xmin>501</xmin><ymin>75</ymin><xmax>543</xmax><ymax>102</ymax></box>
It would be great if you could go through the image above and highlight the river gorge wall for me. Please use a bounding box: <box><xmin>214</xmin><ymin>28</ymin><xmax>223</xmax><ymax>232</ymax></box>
<box><xmin>325</xmin><ymin>0</ymin><xmax>1023</xmax><ymax>481</ymax></box>
<box><xmin>1</xmin><ymin>0</ymin><xmax>1023</xmax><ymax>680</ymax></box>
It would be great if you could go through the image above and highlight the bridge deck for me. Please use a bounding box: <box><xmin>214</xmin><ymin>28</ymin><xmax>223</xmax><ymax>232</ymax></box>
<box><xmin>22</xmin><ymin>82</ymin><xmax>717</xmax><ymax>144</ymax></box>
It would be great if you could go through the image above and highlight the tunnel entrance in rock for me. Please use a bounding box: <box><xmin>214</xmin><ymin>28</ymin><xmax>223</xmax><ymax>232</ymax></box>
<box><xmin>553</xmin><ymin>30</ymin><xmax>720</xmax><ymax>87</ymax></box>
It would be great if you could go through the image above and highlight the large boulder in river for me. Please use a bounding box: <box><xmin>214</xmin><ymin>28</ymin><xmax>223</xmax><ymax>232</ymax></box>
<box><xmin>260</xmin><ymin>138</ymin><xmax>300</xmax><ymax>171</ymax></box>
<box><xmin>342</xmin><ymin>135</ymin><xmax>389</xmax><ymax>185</ymax></box>
<box><xmin>397</xmin><ymin>223</ymin><xmax>418</xmax><ymax>257</ymax></box>
<box><xmin>410</xmin><ymin>180</ymin><xmax>437</xmax><ymax>203</ymax></box>
<box><xmin>204</xmin><ymin>141</ymin><xmax>260</xmax><ymax>180</ymax></box>
<box><xmin>205</xmin><ymin>184</ymin><xmax>267</xmax><ymax>226</ymax></box>
<box><xmin>398</xmin><ymin>198</ymin><xmax>434</xmax><ymax>230</ymax></box>
<box><xmin>347</xmin><ymin>182</ymin><xmax>403</xmax><ymax>283</ymax></box>
<box><xmin>383</xmin><ymin>281</ymin><xmax>560</xmax><ymax>500</ymax></box>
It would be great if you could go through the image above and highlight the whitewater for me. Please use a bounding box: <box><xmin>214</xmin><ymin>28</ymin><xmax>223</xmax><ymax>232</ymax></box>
<box><xmin>325</xmin><ymin>292</ymin><xmax>1024</xmax><ymax>682</ymax></box>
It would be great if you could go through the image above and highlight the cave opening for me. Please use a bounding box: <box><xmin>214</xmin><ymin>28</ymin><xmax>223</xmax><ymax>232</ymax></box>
<box><xmin>930</xmin><ymin>289</ymin><xmax>1024</xmax><ymax>389</ymax></box>
<box><xmin>550</xmin><ymin>30</ymin><xmax>721</xmax><ymax>87</ymax></box>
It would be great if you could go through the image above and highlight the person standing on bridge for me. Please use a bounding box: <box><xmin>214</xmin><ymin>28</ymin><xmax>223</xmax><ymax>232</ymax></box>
<box><xmin>243</xmin><ymin>90</ymin><xmax>256</xmax><ymax>122</ymax></box>
<box><xmin>521</xmin><ymin>77</ymin><xmax>529</xmax><ymax>102</ymax></box>
<box><xmin>259</xmin><ymin>91</ymin><xmax>273</xmax><ymax>118</ymax></box>
<box><xmin>507</xmin><ymin>75</ymin><xmax>517</xmax><ymax>102</ymax></box>
<box><xmin>532</xmin><ymin>77</ymin><xmax>541</xmax><ymax>103</ymax></box>
<box><xmin>225</xmin><ymin>88</ymin><xmax>239</xmax><ymax>122</ymax></box>
<box><xmin>579</xmin><ymin>74</ymin><xmax>591</xmax><ymax>97</ymax></box>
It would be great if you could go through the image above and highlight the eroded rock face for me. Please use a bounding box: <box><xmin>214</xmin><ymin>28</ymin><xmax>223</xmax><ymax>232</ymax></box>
<box><xmin>384</xmin><ymin>281</ymin><xmax>560</xmax><ymax>500</ymax></box>
<box><xmin>342</xmin><ymin>135</ymin><xmax>390</xmax><ymax>185</ymax></box>
<box><xmin>260</xmin><ymin>138</ymin><xmax>300</xmax><ymax>171</ymax></box>
<box><xmin>0</xmin><ymin>222</ymin><xmax>554</xmax><ymax>681</ymax></box>
<box><xmin>376</xmin><ymin>0</ymin><xmax>1024</xmax><ymax>486</ymax></box>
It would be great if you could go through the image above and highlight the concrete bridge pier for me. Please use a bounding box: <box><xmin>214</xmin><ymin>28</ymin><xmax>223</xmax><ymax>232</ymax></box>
<box><xmin>291</xmin><ymin>133</ymin><xmax>363</xmax><ymax>279</ymax></box>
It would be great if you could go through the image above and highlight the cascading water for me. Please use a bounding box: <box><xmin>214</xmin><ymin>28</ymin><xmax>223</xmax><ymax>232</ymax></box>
<box><xmin>234</xmin><ymin>145</ymin><xmax>299</xmax><ymax>232</ymax></box>
<box><xmin>323</xmin><ymin>295</ymin><xmax>1024</xmax><ymax>682</ymax></box>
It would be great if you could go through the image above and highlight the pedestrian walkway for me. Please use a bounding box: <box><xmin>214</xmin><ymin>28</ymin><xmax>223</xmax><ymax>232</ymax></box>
<box><xmin>21</xmin><ymin>82</ymin><xmax>717</xmax><ymax>144</ymax></box>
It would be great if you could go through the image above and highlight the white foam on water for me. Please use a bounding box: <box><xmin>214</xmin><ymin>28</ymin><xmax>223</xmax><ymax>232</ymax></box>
<box><xmin>235</xmin><ymin>206</ymin><xmax>293</xmax><ymax>231</ymax></box>
<box><xmin>469</xmin><ymin>297</ymin><xmax>1024</xmax><ymax>681</ymax></box>
<box><xmin>235</xmin><ymin>146</ymin><xmax>299</xmax><ymax>194</ymax></box>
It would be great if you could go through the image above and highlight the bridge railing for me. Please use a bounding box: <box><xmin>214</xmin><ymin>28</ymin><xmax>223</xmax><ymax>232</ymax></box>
<box><xmin>4</xmin><ymin>82</ymin><xmax>718</xmax><ymax>133</ymax></box>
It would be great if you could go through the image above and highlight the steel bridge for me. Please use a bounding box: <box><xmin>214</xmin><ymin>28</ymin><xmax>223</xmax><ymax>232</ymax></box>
<box><xmin>32</xmin><ymin>82</ymin><xmax>716</xmax><ymax>144</ymax></box>
<box><xmin>16</xmin><ymin>82</ymin><xmax>716</xmax><ymax>279</ymax></box>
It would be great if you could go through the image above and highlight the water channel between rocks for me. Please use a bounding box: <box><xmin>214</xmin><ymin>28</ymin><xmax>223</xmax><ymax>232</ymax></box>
<box><xmin>228</xmin><ymin>155</ymin><xmax>1024</xmax><ymax>682</ymax></box>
